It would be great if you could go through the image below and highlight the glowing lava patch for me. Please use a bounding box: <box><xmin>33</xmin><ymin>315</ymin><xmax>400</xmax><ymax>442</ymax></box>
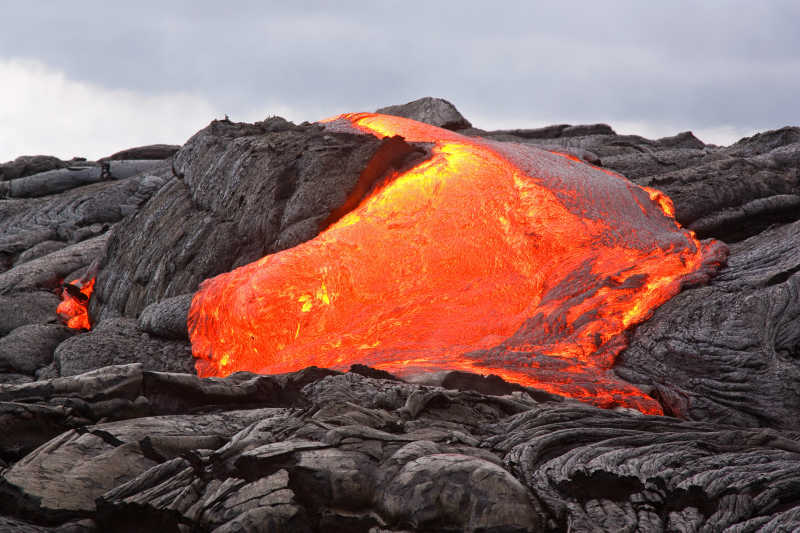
<box><xmin>57</xmin><ymin>277</ymin><xmax>95</xmax><ymax>330</ymax></box>
<box><xmin>189</xmin><ymin>113</ymin><xmax>727</xmax><ymax>414</ymax></box>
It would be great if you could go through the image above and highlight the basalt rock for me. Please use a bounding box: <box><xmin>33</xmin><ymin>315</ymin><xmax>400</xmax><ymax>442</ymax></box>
<box><xmin>0</xmin><ymin>291</ymin><xmax>60</xmax><ymax>336</ymax></box>
<box><xmin>615</xmin><ymin>219</ymin><xmax>800</xmax><ymax>429</ymax></box>
<box><xmin>0</xmin><ymin>324</ymin><xmax>73</xmax><ymax>375</ymax></box>
<box><xmin>101</xmin><ymin>144</ymin><xmax>180</xmax><ymax>161</ymax></box>
<box><xmin>137</xmin><ymin>293</ymin><xmax>193</xmax><ymax>340</ymax></box>
<box><xmin>52</xmin><ymin>318</ymin><xmax>195</xmax><ymax>377</ymax></box>
<box><xmin>1</xmin><ymin>367</ymin><xmax>797</xmax><ymax>531</ymax></box>
<box><xmin>2</xmin><ymin>100</ymin><xmax>800</xmax><ymax>531</ymax></box>
<box><xmin>376</xmin><ymin>96</ymin><xmax>472</xmax><ymax>131</ymax></box>
<box><xmin>90</xmin><ymin>117</ymin><xmax>422</xmax><ymax>320</ymax></box>
<box><xmin>0</xmin><ymin>155</ymin><xmax>67</xmax><ymax>182</ymax></box>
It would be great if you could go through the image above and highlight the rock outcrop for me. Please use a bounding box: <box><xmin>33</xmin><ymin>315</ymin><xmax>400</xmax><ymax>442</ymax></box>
<box><xmin>0</xmin><ymin>98</ymin><xmax>799</xmax><ymax>531</ymax></box>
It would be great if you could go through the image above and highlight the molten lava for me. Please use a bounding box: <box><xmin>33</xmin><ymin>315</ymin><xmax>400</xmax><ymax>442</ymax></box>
<box><xmin>189</xmin><ymin>113</ymin><xmax>727</xmax><ymax>414</ymax></box>
<box><xmin>57</xmin><ymin>277</ymin><xmax>95</xmax><ymax>330</ymax></box>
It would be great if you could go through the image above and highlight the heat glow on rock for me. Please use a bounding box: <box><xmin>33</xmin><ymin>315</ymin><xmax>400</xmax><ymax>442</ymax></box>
<box><xmin>189</xmin><ymin>113</ymin><xmax>727</xmax><ymax>414</ymax></box>
<box><xmin>57</xmin><ymin>277</ymin><xmax>95</xmax><ymax>330</ymax></box>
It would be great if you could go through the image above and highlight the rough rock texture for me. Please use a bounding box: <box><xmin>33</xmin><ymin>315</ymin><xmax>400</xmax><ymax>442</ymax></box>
<box><xmin>616</xmin><ymin>219</ymin><xmax>800</xmax><ymax>428</ymax></box>
<box><xmin>0</xmin><ymin>367</ymin><xmax>798</xmax><ymax>531</ymax></box>
<box><xmin>0</xmin><ymin>324</ymin><xmax>73</xmax><ymax>375</ymax></box>
<box><xmin>0</xmin><ymin>168</ymin><xmax>169</xmax><ymax>269</ymax></box>
<box><xmin>0</xmin><ymin>155</ymin><xmax>67</xmax><ymax>182</ymax></box>
<box><xmin>1</xmin><ymin>99</ymin><xmax>800</xmax><ymax>531</ymax></box>
<box><xmin>90</xmin><ymin>117</ymin><xmax>421</xmax><ymax>320</ymax></box>
<box><xmin>137</xmin><ymin>293</ymin><xmax>193</xmax><ymax>340</ymax></box>
<box><xmin>377</xmin><ymin>96</ymin><xmax>472</xmax><ymax>130</ymax></box>
<box><xmin>102</xmin><ymin>144</ymin><xmax>180</xmax><ymax>161</ymax></box>
<box><xmin>0</xmin><ymin>291</ymin><xmax>60</xmax><ymax>335</ymax></box>
<box><xmin>53</xmin><ymin>318</ymin><xmax>195</xmax><ymax>376</ymax></box>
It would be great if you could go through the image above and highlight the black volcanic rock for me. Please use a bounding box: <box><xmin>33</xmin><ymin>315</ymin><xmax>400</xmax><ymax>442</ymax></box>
<box><xmin>52</xmin><ymin>318</ymin><xmax>195</xmax><ymax>377</ymax></box>
<box><xmin>0</xmin><ymin>291</ymin><xmax>60</xmax><ymax>336</ymax></box>
<box><xmin>0</xmin><ymin>155</ymin><xmax>67</xmax><ymax>182</ymax></box>
<box><xmin>2</xmin><ymin>100</ymin><xmax>800</xmax><ymax>531</ymax></box>
<box><xmin>377</xmin><ymin>96</ymin><xmax>472</xmax><ymax>130</ymax></box>
<box><xmin>137</xmin><ymin>293</ymin><xmax>193</xmax><ymax>340</ymax></box>
<box><xmin>616</xmin><ymin>219</ymin><xmax>800</xmax><ymax>429</ymax></box>
<box><xmin>1</xmin><ymin>367</ymin><xmax>795</xmax><ymax>531</ymax></box>
<box><xmin>90</xmin><ymin>117</ymin><xmax>422</xmax><ymax>320</ymax></box>
<box><xmin>0</xmin><ymin>324</ymin><xmax>73</xmax><ymax>375</ymax></box>
<box><xmin>101</xmin><ymin>144</ymin><xmax>180</xmax><ymax>161</ymax></box>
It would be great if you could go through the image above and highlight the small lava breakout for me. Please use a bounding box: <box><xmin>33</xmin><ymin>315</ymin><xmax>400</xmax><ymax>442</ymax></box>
<box><xmin>188</xmin><ymin>113</ymin><xmax>728</xmax><ymax>414</ymax></box>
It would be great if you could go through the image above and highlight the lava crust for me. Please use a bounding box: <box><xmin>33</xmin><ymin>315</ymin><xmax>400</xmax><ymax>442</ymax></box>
<box><xmin>188</xmin><ymin>113</ymin><xmax>727</xmax><ymax>414</ymax></box>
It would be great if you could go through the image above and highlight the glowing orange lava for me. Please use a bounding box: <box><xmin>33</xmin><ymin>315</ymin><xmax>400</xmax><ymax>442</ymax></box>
<box><xmin>189</xmin><ymin>113</ymin><xmax>727</xmax><ymax>414</ymax></box>
<box><xmin>57</xmin><ymin>277</ymin><xmax>95</xmax><ymax>330</ymax></box>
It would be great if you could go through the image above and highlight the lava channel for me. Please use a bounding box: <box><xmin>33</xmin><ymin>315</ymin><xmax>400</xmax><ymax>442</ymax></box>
<box><xmin>189</xmin><ymin>113</ymin><xmax>728</xmax><ymax>414</ymax></box>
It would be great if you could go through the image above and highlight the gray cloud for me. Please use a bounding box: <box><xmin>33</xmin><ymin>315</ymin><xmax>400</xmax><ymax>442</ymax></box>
<box><xmin>2</xmin><ymin>0</ymin><xmax>799</xmax><ymax>157</ymax></box>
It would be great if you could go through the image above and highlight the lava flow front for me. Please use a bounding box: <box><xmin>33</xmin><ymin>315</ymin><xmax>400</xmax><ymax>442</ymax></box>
<box><xmin>189</xmin><ymin>113</ymin><xmax>727</xmax><ymax>414</ymax></box>
<box><xmin>57</xmin><ymin>277</ymin><xmax>95</xmax><ymax>330</ymax></box>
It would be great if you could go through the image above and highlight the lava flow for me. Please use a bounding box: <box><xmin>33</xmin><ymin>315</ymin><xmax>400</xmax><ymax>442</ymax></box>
<box><xmin>57</xmin><ymin>277</ymin><xmax>95</xmax><ymax>330</ymax></box>
<box><xmin>189</xmin><ymin>113</ymin><xmax>727</xmax><ymax>414</ymax></box>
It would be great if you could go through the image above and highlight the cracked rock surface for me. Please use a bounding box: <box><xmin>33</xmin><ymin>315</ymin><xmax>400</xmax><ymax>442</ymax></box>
<box><xmin>0</xmin><ymin>99</ymin><xmax>799</xmax><ymax>531</ymax></box>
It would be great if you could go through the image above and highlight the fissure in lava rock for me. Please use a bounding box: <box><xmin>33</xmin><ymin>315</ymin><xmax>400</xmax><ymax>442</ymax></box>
<box><xmin>188</xmin><ymin>113</ymin><xmax>728</xmax><ymax>414</ymax></box>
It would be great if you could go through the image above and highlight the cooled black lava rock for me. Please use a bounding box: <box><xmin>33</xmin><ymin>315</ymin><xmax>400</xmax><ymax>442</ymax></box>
<box><xmin>1</xmin><ymin>99</ymin><xmax>800</xmax><ymax>532</ymax></box>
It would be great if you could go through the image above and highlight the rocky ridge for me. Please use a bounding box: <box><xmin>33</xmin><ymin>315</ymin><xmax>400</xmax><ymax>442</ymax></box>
<box><xmin>0</xmin><ymin>97</ymin><xmax>798</xmax><ymax>531</ymax></box>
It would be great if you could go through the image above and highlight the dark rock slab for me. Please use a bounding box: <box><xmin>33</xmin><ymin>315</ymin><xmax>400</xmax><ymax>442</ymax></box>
<box><xmin>137</xmin><ymin>293</ymin><xmax>192</xmax><ymax>340</ymax></box>
<box><xmin>53</xmin><ymin>318</ymin><xmax>195</xmax><ymax>377</ymax></box>
<box><xmin>13</xmin><ymin>240</ymin><xmax>68</xmax><ymax>266</ymax></box>
<box><xmin>102</xmin><ymin>144</ymin><xmax>180</xmax><ymax>161</ymax></box>
<box><xmin>0</xmin><ymin>233</ymin><xmax>109</xmax><ymax>293</ymax></box>
<box><xmin>616</xmin><ymin>219</ymin><xmax>800</xmax><ymax>429</ymax></box>
<box><xmin>0</xmin><ymin>160</ymin><xmax>165</xmax><ymax>199</ymax></box>
<box><xmin>0</xmin><ymin>291</ymin><xmax>60</xmax><ymax>335</ymax></box>
<box><xmin>0</xmin><ymin>402</ymin><xmax>89</xmax><ymax>462</ymax></box>
<box><xmin>0</xmin><ymin>515</ymin><xmax>60</xmax><ymax>532</ymax></box>
<box><xmin>376</xmin><ymin>96</ymin><xmax>472</xmax><ymax>130</ymax></box>
<box><xmin>0</xmin><ymin>408</ymin><xmax>278</xmax><ymax>523</ymax></box>
<box><xmin>0</xmin><ymin>170</ymin><xmax>169</xmax><ymax>263</ymax></box>
<box><xmin>95</xmin><ymin>372</ymin><xmax>544</xmax><ymax>532</ymax></box>
<box><xmin>91</xmin><ymin>117</ymin><xmax>420</xmax><ymax>320</ymax></box>
<box><xmin>488</xmin><ymin>404</ymin><xmax>800</xmax><ymax>532</ymax></box>
<box><xmin>0</xmin><ymin>373</ymin><xmax>33</xmax><ymax>385</ymax></box>
<box><xmin>0</xmin><ymin>155</ymin><xmax>67</xmax><ymax>182</ymax></box>
<box><xmin>0</xmin><ymin>324</ymin><xmax>73</xmax><ymax>374</ymax></box>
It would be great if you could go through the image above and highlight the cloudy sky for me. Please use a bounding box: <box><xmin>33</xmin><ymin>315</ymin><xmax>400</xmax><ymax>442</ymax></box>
<box><xmin>2</xmin><ymin>1</ymin><xmax>798</xmax><ymax>161</ymax></box>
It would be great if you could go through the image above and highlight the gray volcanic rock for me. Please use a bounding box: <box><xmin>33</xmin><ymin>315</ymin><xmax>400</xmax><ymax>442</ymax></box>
<box><xmin>489</xmin><ymin>404</ymin><xmax>800</xmax><ymax>532</ymax></box>
<box><xmin>0</xmin><ymin>324</ymin><xmax>73</xmax><ymax>374</ymax></box>
<box><xmin>0</xmin><ymin>155</ymin><xmax>67</xmax><ymax>182</ymax></box>
<box><xmin>137</xmin><ymin>293</ymin><xmax>193</xmax><ymax>340</ymax></box>
<box><xmin>102</xmin><ymin>144</ymin><xmax>180</xmax><ymax>161</ymax></box>
<box><xmin>91</xmin><ymin>117</ymin><xmax>422</xmax><ymax>319</ymax></box>
<box><xmin>0</xmin><ymin>160</ymin><xmax>165</xmax><ymax>199</ymax></box>
<box><xmin>0</xmin><ymin>291</ymin><xmax>60</xmax><ymax>335</ymax></box>
<box><xmin>377</xmin><ymin>96</ymin><xmax>472</xmax><ymax>130</ymax></box>
<box><xmin>0</xmin><ymin>233</ymin><xmax>109</xmax><ymax>293</ymax></box>
<box><xmin>616</xmin><ymin>219</ymin><xmax>800</xmax><ymax>429</ymax></box>
<box><xmin>2</xmin><ymin>101</ymin><xmax>800</xmax><ymax>531</ymax></box>
<box><xmin>0</xmin><ymin>370</ymin><xmax>778</xmax><ymax>532</ymax></box>
<box><xmin>1</xmin><ymin>408</ymin><xmax>276</xmax><ymax>520</ymax></box>
<box><xmin>13</xmin><ymin>240</ymin><xmax>68</xmax><ymax>266</ymax></box>
<box><xmin>0</xmin><ymin>169</ymin><xmax>169</xmax><ymax>266</ymax></box>
<box><xmin>53</xmin><ymin>318</ymin><xmax>195</xmax><ymax>377</ymax></box>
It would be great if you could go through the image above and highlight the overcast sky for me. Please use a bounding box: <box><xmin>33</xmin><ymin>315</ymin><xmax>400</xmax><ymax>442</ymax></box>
<box><xmin>2</xmin><ymin>1</ymin><xmax>799</xmax><ymax>161</ymax></box>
